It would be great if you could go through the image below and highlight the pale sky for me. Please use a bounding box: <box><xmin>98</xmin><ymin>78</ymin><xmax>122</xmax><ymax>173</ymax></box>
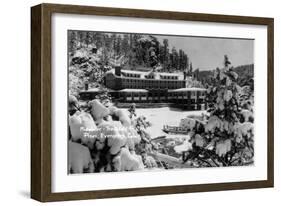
<box><xmin>156</xmin><ymin>35</ymin><xmax>254</xmax><ymax>71</ymax></box>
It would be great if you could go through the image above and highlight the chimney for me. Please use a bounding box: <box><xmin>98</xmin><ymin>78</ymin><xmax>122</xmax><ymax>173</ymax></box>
<box><xmin>115</xmin><ymin>66</ymin><xmax>121</xmax><ymax>76</ymax></box>
<box><xmin>84</xmin><ymin>82</ymin><xmax>89</xmax><ymax>91</ymax></box>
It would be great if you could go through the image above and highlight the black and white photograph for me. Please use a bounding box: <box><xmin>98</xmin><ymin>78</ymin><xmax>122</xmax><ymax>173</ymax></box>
<box><xmin>67</xmin><ymin>30</ymin><xmax>254</xmax><ymax>174</ymax></box>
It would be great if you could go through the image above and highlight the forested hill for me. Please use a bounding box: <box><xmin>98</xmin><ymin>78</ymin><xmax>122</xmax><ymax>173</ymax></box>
<box><xmin>68</xmin><ymin>30</ymin><xmax>253</xmax><ymax>95</ymax></box>
<box><xmin>68</xmin><ymin>31</ymin><xmax>197</xmax><ymax>95</ymax></box>
<box><xmin>193</xmin><ymin>64</ymin><xmax>254</xmax><ymax>86</ymax></box>
<box><xmin>68</xmin><ymin>31</ymin><xmax>191</xmax><ymax>73</ymax></box>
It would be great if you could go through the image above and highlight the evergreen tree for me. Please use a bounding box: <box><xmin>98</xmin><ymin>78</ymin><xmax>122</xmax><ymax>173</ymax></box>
<box><xmin>116</xmin><ymin>35</ymin><xmax>122</xmax><ymax>56</ymax></box>
<box><xmin>183</xmin><ymin>56</ymin><xmax>254</xmax><ymax>167</ymax></box>
<box><xmin>78</xmin><ymin>31</ymin><xmax>87</xmax><ymax>47</ymax></box>
<box><xmin>121</xmin><ymin>34</ymin><xmax>130</xmax><ymax>57</ymax></box>
<box><xmin>189</xmin><ymin>62</ymin><xmax>193</xmax><ymax>74</ymax></box>
<box><xmin>111</xmin><ymin>33</ymin><xmax>117</xmax><ymax>54</ymax></box>
<box><xmin>94</xmin><ymin>32</ymin><xmax>104</xmax><ymax>49</ymax></box>
<box><xmin>68</xmin><ymin>31</ymin><xmax>78</xmax><ymax>53</ymax></box>
<box><xmin>159</xmin><ymin>44</ymin><xmax>165</xmax><ymax>65</ymax></box>
<box><xmin>171</xmin><ymin>47</ymin><xmax>179</xmax><ymax>71</ymax></box>
<box><xmin>85</xmin><ymin>31</ymin><xmax>92</xmax><ymax>47</ymax></box>
<box><xmin>193</xmin><ymin>68</ymin><xmax>200</xmax><ymax>80</ymax></box>
<box><xmin>163</xmin><ymin>39</ymin><xmax>169</xmax><ymax>71</ymax></box>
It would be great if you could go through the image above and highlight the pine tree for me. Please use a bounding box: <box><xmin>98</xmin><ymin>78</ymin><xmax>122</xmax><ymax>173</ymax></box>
<box><xmin>121</xmin><ymin>34</ymin><xmax>130</xmax><ymax>57</ymax></box>
<box><xmin>171</xmin><ymin>47</ymin><xmax>179</xmax><ymax>71</ymax></box>
<box><xmin>159</xmin><ymin>44</ymin><xmax>165</xmax><ymax>65</ymax></box>
<box><xmin>189</xmin><ymin>62</ymin><xmax>193</xmax><ymax>74</ymax></box>
<box><xmin>193</xmin><ymin>68</ymin><xmax>200</xmax><ymax>80</ymax></box>
<box><xmin>179</xmin><ymin>49</ymin><xmax>184</xmax><ymax>71</ymax></box>
<box><xmin>163</xmin><ymin>39</ymin><xmax>169</xmax><ymax>71</ymax></box>
<box><xmin>68</xmin><ymin>31</ymin><xmax>78</xmax><ymax>53</ymax></box>
<box><xmin>183</xmin><ymin>55</ymin><xmax>254</xmax><ymax>167</ymax></box>
<box><xmin>85</xmin><ymin>31</ymin><xmax>92</xmax><ymax>47</ymax></box>
<box><xmin>116</xmin><ymin>35</ymin><xmax>122</xmax><ymax>56</ymax></box>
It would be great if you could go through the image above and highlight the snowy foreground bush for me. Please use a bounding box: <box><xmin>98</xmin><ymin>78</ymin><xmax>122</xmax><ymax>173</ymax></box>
<box><xmin>68</xmin><ymin>99</ymin><xmax>154</xmax><ymax>173</ymax></box>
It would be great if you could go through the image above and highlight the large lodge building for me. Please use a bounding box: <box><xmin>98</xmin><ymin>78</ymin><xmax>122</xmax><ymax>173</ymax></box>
<box><xmin>80</xmin><ymin>66</ymin><xmax>207</xmax><ymax>110</ymax></box>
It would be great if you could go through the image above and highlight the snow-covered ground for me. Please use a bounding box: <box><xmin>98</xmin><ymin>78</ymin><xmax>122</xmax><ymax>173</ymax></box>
<box><xmin>123</xmin><ymin>107</ymin><xmax>207</xmax><ymax>139</ymax></box>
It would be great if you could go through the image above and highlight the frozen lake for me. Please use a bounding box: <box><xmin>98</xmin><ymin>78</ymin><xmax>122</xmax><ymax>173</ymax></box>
<box><xmin>123</xmin><ymin>107</ymin><xmax>207</xmax><ymax>139</ymax></box>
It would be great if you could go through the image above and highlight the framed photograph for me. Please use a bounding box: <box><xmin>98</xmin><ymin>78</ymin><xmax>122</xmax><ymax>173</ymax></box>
<box><xmin>31</xmin><ymin>3</ymin><xmax>274</xmax><ymax>202</ymax></box>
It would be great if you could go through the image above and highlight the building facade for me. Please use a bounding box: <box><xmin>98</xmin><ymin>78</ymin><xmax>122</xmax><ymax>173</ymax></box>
<box><xmin>104</xmin><ymin>66</ymin><xmax>187</xmax><ymax>90</ymax></box>
<box><xmin>80</xmin><ymin>66</ymin><xmax>207</xmax><ymax>110</ymax></box>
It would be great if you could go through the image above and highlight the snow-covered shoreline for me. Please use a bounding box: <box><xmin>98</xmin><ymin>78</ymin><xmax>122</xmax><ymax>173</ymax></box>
<box><xmin>122</xmin><ymin>107</ymin><xmax>207</xmax><ymax>139</ymax></box>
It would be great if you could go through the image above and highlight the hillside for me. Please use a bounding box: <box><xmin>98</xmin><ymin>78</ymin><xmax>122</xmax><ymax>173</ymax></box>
<box><xmin>68</xmin><ymin>31</ymin><xmax>196</xmax><ymax>95</ymax></box>
<box><xmin>194</xmin><ymin>64</ymin><xmax>254</xmax><ymax>87</ymax></box>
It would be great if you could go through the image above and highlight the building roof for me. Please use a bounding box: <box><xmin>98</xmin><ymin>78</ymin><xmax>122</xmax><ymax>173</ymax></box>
<box><xmin>168</xmin><ymin>88</ymin><xmax>206</xmax><ymax>92</ymax></box>
<box><xmin>86</xmin><ymin>88</ymin><xmax>101</xmax><ymax>92</ymax></box>
<box><xmin>119</xmin><ymin>89</ymin><xmax>148</xmax><ymax>93</ymax></box>
<box><xmin>80</xmin><ymin>88</ymin><xmax>116</xmax><ymax>93</ymax></box>
<box><xmin>120</xmin><ymin>69</ymin><xmax>173</xmax><ymax>75</ymax></box>
<box><xmin>105</xmin><ymin>68</ymin><xmax>188</xmax><ymax>80</ymax></box>
<box><xmin>79</xmin><ymin>87</ymin><xmax>206</xmax><ymax>94</ymax></box>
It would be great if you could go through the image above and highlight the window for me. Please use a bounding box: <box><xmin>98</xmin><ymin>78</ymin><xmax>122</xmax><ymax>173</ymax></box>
<box><xmin>191</xmin><ymin>91</ymin><xmax>196</xmax><ymax>98</ymax></box>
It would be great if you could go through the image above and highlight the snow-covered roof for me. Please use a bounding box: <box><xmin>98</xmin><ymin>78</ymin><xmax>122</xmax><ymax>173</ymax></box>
<box><xmin>105</xmin><ymin>68</ymin><xmax>188</xmax><ymax>80</ymax></box>
<box><xmin>168</xmin><ymin>88</ymin><xmax>206</xmax><ymax>92</ymax></box>
<box><xmin>119</xmin><ymin>89</ymin><xmax>148</xmax><ymax>93</ymax></box>
<box><xmin>80</xmin><ymin>88</ymin><xmax>116</xmax><ymax>93</ymax></box>
<box><xmin>87</xmin><ymin>88</ymin><xmax>101</xmax><ymax>92</ymax></box>
<box><xmin>105</xmin><ymin>69</ymin><xmax>115</xmax><ymax>75</ymax></box>
<box><xmin>121</xmin><ymin>69</ymin><xmax>181</xmax><ymax>77</ymax></box>
<box><xmin>121</xmin><ymin>70</ymin><xmax>146</xmax><ymax>75</ymax></box>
